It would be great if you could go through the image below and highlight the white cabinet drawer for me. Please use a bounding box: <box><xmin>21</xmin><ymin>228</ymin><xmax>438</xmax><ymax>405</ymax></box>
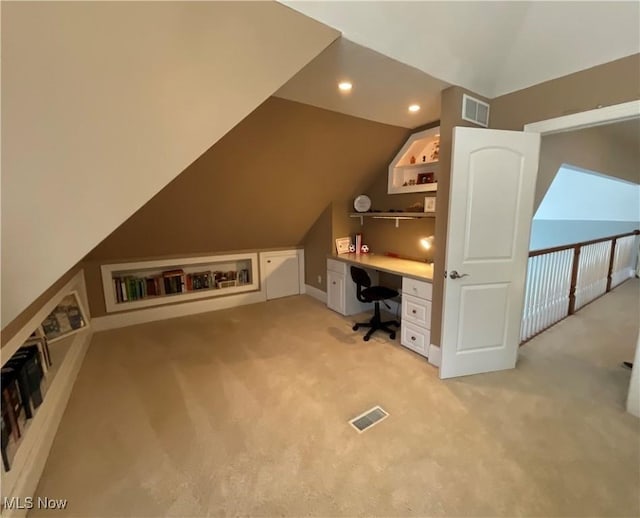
<box><xmin>402</xmin><ymin>277</ymin><xmax>432</xmax><ymax>300</ymax></box>
<box><xmin>401</xmin><ymin>321</ymin><xmax>430</xmax><ymax>356</ymax></box>
<box><xmin>327</xmin><ymin>258</ymin><xmax>347</xmax><ymax>275</ymax></box>
<box><xmin>402</xmin><ymin>294</ymin><xmax>431</xmax><ymax>328</ymax></box>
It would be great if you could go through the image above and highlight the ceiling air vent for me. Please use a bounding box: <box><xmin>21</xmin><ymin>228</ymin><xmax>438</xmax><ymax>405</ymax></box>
<box><xmin>462</xmin><ymin>94</ymin><xmax>490</xmax><ymax>127</ymax></box>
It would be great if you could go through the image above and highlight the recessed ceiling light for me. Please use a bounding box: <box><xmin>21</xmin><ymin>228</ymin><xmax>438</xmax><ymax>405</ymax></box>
<box><xmin>408</xmin><ymin>104</ymin><xmax>421</xmax><ymax>112</ymax></box>
<box><xmin>338</xmin><ymin>81</ymin><xmax>353</xmax><ymax>92</ymax></box>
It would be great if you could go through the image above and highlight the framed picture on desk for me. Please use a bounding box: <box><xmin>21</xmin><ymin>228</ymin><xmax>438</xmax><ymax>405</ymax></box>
<box><xmin>335</xmin><ymin>237</ymin><xmax>351</xmax><ymax>255</ymax></box>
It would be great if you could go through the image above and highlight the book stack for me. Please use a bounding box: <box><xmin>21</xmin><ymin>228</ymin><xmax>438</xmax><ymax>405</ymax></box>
<box><xmin>162</xmin><ymin>269</ymin><xmax>185</xmax><ymax>295</ymax></box>
<box><xmin>1</xmin><ymin>333</ymin><xmax>51</xmax><ymax>472</ymax></box>
<box><xmin>355</xmin><ymin>233</ymin><xmax>362</xmax><ymax>254</ymax></box>
<box><xmin>113</xmin><ymin>267</ymin><xmax>251</xmax><ymax>304</ymax></box>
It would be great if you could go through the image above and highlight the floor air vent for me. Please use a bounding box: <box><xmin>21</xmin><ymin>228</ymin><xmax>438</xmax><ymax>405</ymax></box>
<box><xmin>349</xmin><ymin>406</ymin><xmax>389</xmax><ymax>433</ymax></box>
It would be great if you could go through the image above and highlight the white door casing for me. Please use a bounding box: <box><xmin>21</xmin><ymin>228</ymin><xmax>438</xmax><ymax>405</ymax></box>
<box><xmin>440</xmin><ymin>127</ymin><xmax>541</xmax><ymax>379</ymax></box>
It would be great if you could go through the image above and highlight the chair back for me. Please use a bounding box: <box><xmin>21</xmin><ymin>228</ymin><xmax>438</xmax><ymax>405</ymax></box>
<box><xmin>350</xmin><ymin>266</ymin><xmax>371</xmax><ymax>303</ymax></box>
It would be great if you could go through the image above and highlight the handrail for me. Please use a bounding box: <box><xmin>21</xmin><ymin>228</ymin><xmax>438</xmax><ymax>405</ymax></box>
<box><xmin>529</xmin><ymin>229</ymin><xmax>639</xmax><ymax>258</ymax></box>
<box><xmin>521</xmin><ymin>228</ymin><xmax>639</xmax><ymax>344</ymax></box>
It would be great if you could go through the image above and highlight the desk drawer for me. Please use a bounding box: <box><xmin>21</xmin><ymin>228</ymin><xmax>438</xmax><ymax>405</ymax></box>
<box><xmin>327</xmin><ymin>258</ymin><xmax>347</xmax><ymax>275</ymax></box>
<box><xmin>401</xmin><ymin>321</ymin><xmax>429</xmax><ymax>357</ymax></box>
<box><xmin>402</xmin><ymin>277</ymin><xmax>432</xmax><ymax>300</ymax></box>
<box><xmin>402</xmin><ymin>294</ymin><xmax>431</xmax><ymax>328</ymax></box>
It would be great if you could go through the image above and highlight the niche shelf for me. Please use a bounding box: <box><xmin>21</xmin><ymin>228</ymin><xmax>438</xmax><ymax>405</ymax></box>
<box><xmin>388</xmin><ymin>127</ymin><xmax>440</xmax><ymax>194</ymax></box>
<box><xmin>100</xmin><ymin>253</ymin><xmax>259</xmax><ymax>313</ymax></box>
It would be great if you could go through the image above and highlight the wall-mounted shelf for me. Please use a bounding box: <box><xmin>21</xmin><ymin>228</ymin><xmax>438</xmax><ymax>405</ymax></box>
<box><xmin>388</xmin><ymin>127</ymin><xmax>440</xmax><ymax>194</ymax></box>
<box><xmin>350</xmin><ymin>212</ymin><xmax>435</xmax><ymax>228</ymax></box>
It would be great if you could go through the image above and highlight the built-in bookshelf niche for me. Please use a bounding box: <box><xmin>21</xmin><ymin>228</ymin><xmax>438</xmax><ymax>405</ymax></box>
<box><xmin>100</xmin><ymin>253</ymin><xmax>260</xmax><ymax>313</ymax></box>
<box><xmin>388</xmin><ymin>126</ymin><xmax>440</xmax><ymax>194</ymax></box>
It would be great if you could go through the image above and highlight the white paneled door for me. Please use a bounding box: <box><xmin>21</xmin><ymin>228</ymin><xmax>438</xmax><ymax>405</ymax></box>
<box><xmin>440</xmin><ymin>127</ymin><xmax>540</xmax><ymax>379</ymax></box>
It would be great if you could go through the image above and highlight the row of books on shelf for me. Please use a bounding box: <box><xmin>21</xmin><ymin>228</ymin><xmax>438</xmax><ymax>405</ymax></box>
<box><xmin>113</xmin><ymin>268</ymin><xmax>251</xmax><ymax>303</ymax></box>
<box><xmin>1</xmin><ymin>332</ymin><xmax>52</xmax><ymax>472</ymax></box>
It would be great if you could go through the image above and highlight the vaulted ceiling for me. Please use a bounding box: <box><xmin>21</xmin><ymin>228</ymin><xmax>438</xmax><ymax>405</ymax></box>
<box><xmin>281</xmin><ymin>1</ymin><xmax>640</xmax><ymax>98</ymax></box>
<box><xmin>1</xmin><ymin>1</ymin><xmax>337</xmax><ymax>327</ymax></box>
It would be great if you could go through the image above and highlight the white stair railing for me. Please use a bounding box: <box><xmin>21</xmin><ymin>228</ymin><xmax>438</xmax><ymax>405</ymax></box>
<box><xmin>521</xmin><ymin>249</ymin><xmax>572</xmax><ymax>342</ymax></box>
<box><xmin>574</xmin><ymin>241</ymin><xmax>612</xmax><ymax>311</ymax></box>
<box><xmin>521</xmin><ymin>230</ymin><xmax>638</xmax><ymax>343</ymax></box>
<box><xmin>611</xmin><ymin>234</ymin><xmax>639</xmax><ymax>289</ymax></box>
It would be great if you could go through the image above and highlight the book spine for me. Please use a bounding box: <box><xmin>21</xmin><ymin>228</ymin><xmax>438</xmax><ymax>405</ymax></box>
<box><xmin>121</xmin><ymin>279</ymin><xmax>128</xmax><ymax>302</ymax></box>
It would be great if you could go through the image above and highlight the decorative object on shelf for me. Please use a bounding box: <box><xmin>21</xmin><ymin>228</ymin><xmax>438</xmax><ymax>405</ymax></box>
<box><xmin>348</xmin><ymin>244</ymin><xmax>356</xmax><ymax>253</ymax></box>
<box><xmin>422</xmin><ymin>155</ymin><xmax>426</xmax><ymax>162</ymax></box>
<box><xmin>41</xmin><ymin>292</ymin><xmax>87</xmax><ymax>343</ymax></box>
<box><xmin>360</xmin><ymin>244</ymin><xmax>370</xmax><ymax>254</ymax></box>
<box><xmin>353</xmin><ymin>195</ymin><xmax>372</xmax><ymax>213</ymax></box>
<box><xmin>410</xmin><ymin>155</ymin><xmax>416</xmax><ymax>164</ymax></box>
<box><xmin>355</xmin><ymin>233</ymin><xmax>362</xmax><ymax>254</ymax></box>
<box><xmin>417</xmin><ymin>172</ymin><xmax>435</xmax><ymax>184</ymax></box>
<box><xmin>335</xmin><ymin>237</ymin><xmax>351</xmax><ymax>255</ymax></box>
<box><xmin>406</xmin><ymin>201</ymin><xmax>424</xmax><ymax>212</ymax></box>
<box><xmin>429</xmin><ymin>138</ymin><xmax>440</xmax><ymax>161</ymax></box>
<box><xmin>424</xmin><ymin>197</ymin><xmax>436</xmax><ymax>213</ymax></box>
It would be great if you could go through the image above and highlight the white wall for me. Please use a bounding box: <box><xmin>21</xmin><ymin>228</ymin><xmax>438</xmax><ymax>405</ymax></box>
<box><xmin>1</xmin><ymin>2</ymin><xmax>338</xmax><ymax>327</ymax></box>
<box><xmin>531</xmin><ymin>165</ymin><xmax>640</xmax><ymax>250</ymax></box>
<box><xmin>535</xmin><ymin>165</ymin><xmax>639</xmax><ymax>221</ymax></box>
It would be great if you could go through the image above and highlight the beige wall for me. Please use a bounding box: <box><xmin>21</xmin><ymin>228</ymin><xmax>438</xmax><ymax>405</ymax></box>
<box><xmin>303</xmin><ymin>205</ymin><xmax>333</xmax><ymax>292</ymax></box>
<box><xmin>1</xmin><ymin>1</ymin><xmax>337</xmax><ymax>328</ymax></box>
<box><xmin>84</xmin><ymin>98</ymin><xmax>410</xmax><ymax>316</ymax></box>
<box><xmin>490</xmin><ymin>54</ymin><xmax>640</xmax><ymax>131</ymax></box>
<box><xmin>536</xmin><ymin>123</ymin><xmax>640</xmax><ymax>210</ymax></box>
<box><xmin>359</xmin><ymin>121</ymin><xmax>439</xmax><ymax>262</ymax></box>
<box><xmin>429</xmin><ymin>87</ymin><xmax>491</xmax><ymax>347</ymax></box>
<box><xmin>428</xmin><ymin>57</ymin><xmax>640</xmax><ymax>347</ymax></box>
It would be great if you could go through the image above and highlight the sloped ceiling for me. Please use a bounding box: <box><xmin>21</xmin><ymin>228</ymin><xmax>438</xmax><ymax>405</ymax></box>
<box><xmin>1</xmin><ymin>1</ymin><xmax>338</xmax><ymax>327</ymax></box>
<box><xmin>275</xmin><ymin>38</ymin><xmax>449</xmax><ymax>128</ymax></box>
<box><xmin>84</xmin><ymin>97</ymin><xmax>409</xmax><ymax>265</ymax></box>
<box><xmin>282</xmin><ymin>1</ymin><xmax>640</xmax><ymax>97</ymax></box>
<box><xmin>536</xmin><ymin>118</ymin><xmax>640</xmax><ymax>209</ymax></box>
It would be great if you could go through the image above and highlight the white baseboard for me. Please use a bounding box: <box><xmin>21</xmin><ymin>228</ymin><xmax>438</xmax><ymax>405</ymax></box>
<box><xmin>428</xmin><ymin>344</ymin><xmax>441</xmax><ymax>367</ymax></box>
<box><xmin>92</xmin><ymin>290</ymin><xmax>267</xmax><ymax>331</ymax></box>
<box><xmin>304</xmin><ymin>284</ymin><xmax>327</xmax><ymax>304</ymax></box>
<box><xmin>2</xmin><ymin>329</ymin><xmax>92</xmax><ymax>517</ymax></box>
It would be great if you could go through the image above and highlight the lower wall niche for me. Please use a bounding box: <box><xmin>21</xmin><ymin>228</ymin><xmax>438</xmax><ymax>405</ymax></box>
<box><xmin>0</xmin><ymin>270</ymin><xmax>92</xmax><ymax>517</ymax></box>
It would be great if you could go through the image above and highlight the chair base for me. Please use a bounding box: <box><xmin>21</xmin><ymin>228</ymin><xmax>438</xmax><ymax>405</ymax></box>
<box><xmin>353</xmin><ymin>302</ymin><xmax>400</xmax><ymax>341</ymax></box>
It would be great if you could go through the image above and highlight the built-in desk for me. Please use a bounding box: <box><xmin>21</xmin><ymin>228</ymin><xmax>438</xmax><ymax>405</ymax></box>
<box><xmin>326</xmin><ymin>253</ymin><xmax>433</xmax><ymax>358</ymax></box>
<box><xmin>329</xmin><ymin>253</ymin><xmax>433</xmax><ymax>282</ymax></box>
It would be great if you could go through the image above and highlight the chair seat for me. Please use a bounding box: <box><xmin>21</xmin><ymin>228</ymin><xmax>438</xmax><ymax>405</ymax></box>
<box><xmin>361</xmin><ymin>286</ymin><xmax>398</xmax><ymax>302</ymax></box>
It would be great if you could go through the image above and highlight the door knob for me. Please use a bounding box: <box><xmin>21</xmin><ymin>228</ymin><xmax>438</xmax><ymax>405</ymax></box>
<box><xmin>449</xmin><ymin>270</ymin><xmax>469</xmax><ymax>280</ymax></box>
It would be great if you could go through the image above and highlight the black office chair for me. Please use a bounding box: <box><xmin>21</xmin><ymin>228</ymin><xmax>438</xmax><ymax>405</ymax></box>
<box><xmin>350</xmin><ymin>266</ymin><xmax>400</xmax><ymax>341</ymax></box>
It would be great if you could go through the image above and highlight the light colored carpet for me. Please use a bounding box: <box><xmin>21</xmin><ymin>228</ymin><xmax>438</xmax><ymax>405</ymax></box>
<box><xmin>33</xmin><ymin>280</ymin><xmax>640</xmax><ymax>517</ymax></box>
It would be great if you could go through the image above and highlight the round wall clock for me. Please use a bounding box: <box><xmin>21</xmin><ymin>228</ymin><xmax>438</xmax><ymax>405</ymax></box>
<box><xmin>354</xmin><ymin>195</ymin><xmax>371</xmax><ymax>213</ymax></box>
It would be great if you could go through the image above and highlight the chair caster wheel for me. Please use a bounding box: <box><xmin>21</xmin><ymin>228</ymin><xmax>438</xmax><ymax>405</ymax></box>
<box><xmin>363</xmin><ymin>335</ymin><xmax>370</xmax><ymax>342</ymax></box>
<box><xmin>352</xmin><ymin>324</ymin><xmax>359</xmax><ymax>331</ymax></box>
<box><xmin>389</xmin><ymin>333</ymin><xmax>396</xmax><ymax>340</ymax></box>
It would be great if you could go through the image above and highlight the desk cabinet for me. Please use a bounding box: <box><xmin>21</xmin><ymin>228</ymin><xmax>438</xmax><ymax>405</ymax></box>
<box><xmin>327</xmin><ymin>270</ymin><xmax>345</xmax><ymax>315</ymax></box>
<box><xmin>326</xmin><ymin>259</ymin><xmax>376</xmax><ymax>316</ymax></box>
<box><xmin>401</xmin><ymin>278</ymin><xmax>432</xmax><ymax>357</ymax></box>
